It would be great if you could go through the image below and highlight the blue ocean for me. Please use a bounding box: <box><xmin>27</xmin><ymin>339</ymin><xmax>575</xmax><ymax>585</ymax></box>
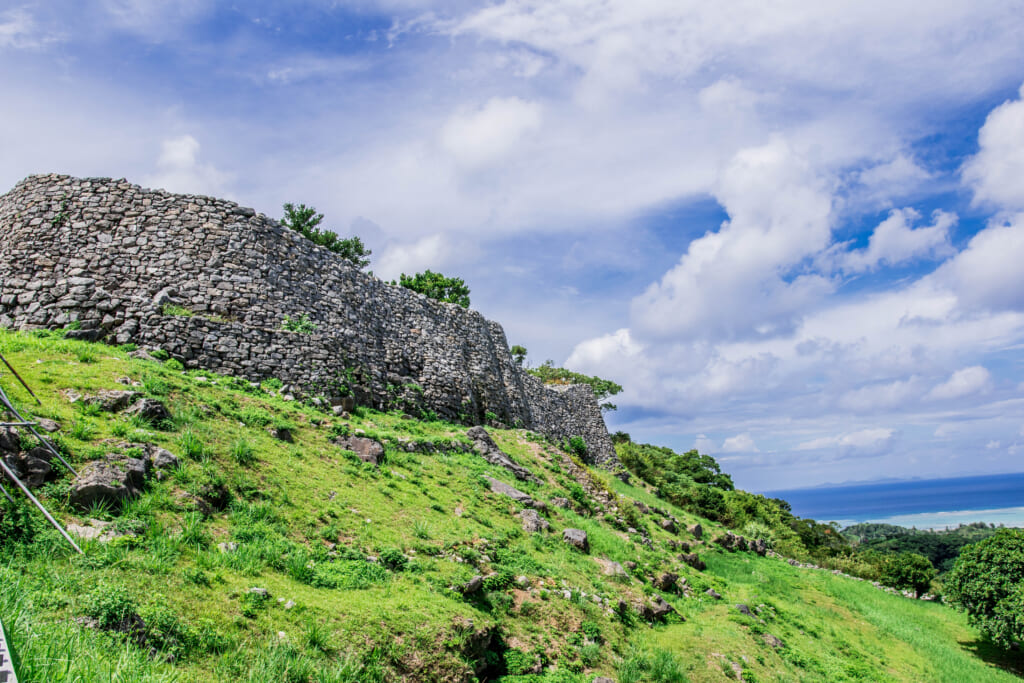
<box><xmin>764</xmin><ymin>472</ymin><xmax>1024</xmax><ymax>529</ymax></box>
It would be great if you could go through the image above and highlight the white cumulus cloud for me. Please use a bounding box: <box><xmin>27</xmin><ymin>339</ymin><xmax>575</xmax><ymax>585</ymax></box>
<box><xmin>722</xmin><ymin>433</ymin><xmax>759</xmax><ymax>453</ymax></box>
<box><xmin>143</xmin><ymin>135</ymin><xmax>231</xmax><ymax>197</ymax></box>
<box><xmin>440</xmin><ymin>97</ymin><xmax>542</xmax><ymax>169</ymax></box>
<box><xmin>841</xmin><ymin>208</ymin><xmax>955</xmax><ymax>273</ymax></box>
<box><xmin>926</xmin><ymin>366</ymin><xmax>992</xmax><ymax>401</ymax></box>
<box><xmin>963</xmin><ymin>84</ymin><xmax>1024</xmax><ymax>211</ymax></box>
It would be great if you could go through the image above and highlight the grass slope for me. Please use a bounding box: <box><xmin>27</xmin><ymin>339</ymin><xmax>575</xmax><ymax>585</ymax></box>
<box><xmin>0</xmin><ymin>328</ymin><xmax>1018</xmax><ymax>682</ymax></box>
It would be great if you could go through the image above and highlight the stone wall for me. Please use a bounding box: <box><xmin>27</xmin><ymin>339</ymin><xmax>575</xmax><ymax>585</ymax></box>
<box><xmin>0</xmin><ymin>174</ymin><xmax>617</xmax><ymax>467</ymax></box>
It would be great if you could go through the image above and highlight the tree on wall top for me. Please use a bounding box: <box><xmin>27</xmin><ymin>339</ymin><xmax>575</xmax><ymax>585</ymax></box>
<box><xmin>393</xmin><ymin>270</ymin><xmax>471</xmax><ymax>308</ymax></box>
<box><xmin>281</xmin><ymin>203</ymin><xmax>372</xmax><ymax>270</ymax></box>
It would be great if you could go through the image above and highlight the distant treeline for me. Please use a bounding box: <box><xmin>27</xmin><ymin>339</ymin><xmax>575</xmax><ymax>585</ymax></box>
<box><xmin>842</xmin><ymin>522</ymin><xmax>1001</xmax><ymax>573</ymax></box>
<box><xmin>614</xmin><ymin>436</ymin><xmax>1007</xmax><ymax>599</ymax></box>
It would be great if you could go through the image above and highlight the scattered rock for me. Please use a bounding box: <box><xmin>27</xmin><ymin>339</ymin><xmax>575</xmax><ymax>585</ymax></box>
<box><xmin>550</xmin><ymin>497</ymin><xmax>570</xmax><ymax>509</ymax></box>
<box><xmin>715</xmin><ymin>532</ymin><xmax>748</xmax><ymax>552</ymax></box>
<box><xmin>483</xmin><ymin>476</ymin><xmax>535</xmax><ymax>505</ymax></box>
<box><xmin>268</xmin><ymin>426</ymin><xmax>293</xmax><ymax>442</ymax></box>
<box><xmin>332</xmin><ymin>435</ymin><xmax>384</xmax><ymax>465</ymax></box>
<box><xmin>763</xmin><ymin>633</ymin><xmax>784</xmax><ymax>649</ymax></box>
<box><xmin>0</xmin><ymin>426</ymin><xmax>20</xmax><ymax>453</ymax></box>
<box><xmin>688</xmin><ymin>523</ymin><xmax>703</xmax><ymax>539</ymax></box>
<box><xmin>706</xmin><ymin>588</ymin><xmax>722</xmax><ymax>600</ymax></box>
<box><xmin>563</xmin><ymin>528</ymin><xmax>589</xmax><ymax>553</ymax></box>
<box><xmin>624</xmin><ymin>561</ymin><xmax>638</xmax><ymax>571</ymax></box>
<box><xmin>36</xmin><ymin>418</ymin><xmax>61</xmax><ymax>433</ymax></box>
<box><xmin>634</xmin><ymin>501</ymin><xmax>650</xmax><ymax>514</ymax></box>
<box><xmin>597</xmin><ymin>559</ymin><xmax>626</xmax><ymax>577</ymax></box>
<box><xmin>148</xmin><ymin>447</ymin><xmax>179</xmax><ymax>472</ymax></box>
<box><xmin>518</xmin><ymin>508</ymin><xmax>550</xmax><ymax>533</ymax></box>
<box><xmin>461</xmin><ymin>575</ymin><xmax>484</xmax><ymax>595</ymax></box>
<box><xmin>659</xmin><ymin>518</ymin><xmax>678</xmax><ymax>534</ymax></box>
<box><xmin>466</xmin><ymin>426</ymin><xmax>538</xmax><ymax>482</ymax></box>
<box><xmin>129</xmin><ymin>348</ymin><xmax>158</xmax><ymax>362</ymax></box>
<box><xmin>248</xmin><ymin>587</ymin><xmax>270</xmax><ymax>598</ymax></box>
<box><xmin>749</xmin><ymin>538</ymin><xmax>768</xmax><ymax>556</ymax></box>
<box><xmin>594</xmin><ymin>678</ymin><xmax>614</xmax><ymax>683</ymax></box>
<box><xmin>124</xmin><ymin>398</ymin><xmax>171</xmax><ymax>423</ymax></box>
<box><xmin>217</xmin><ymin>542</ymin><xmax>239</xmax><ymax>553</ymax></box>
<box><xmin>650</xmin><ymin>595</ymin><xmax>677</xmax><ymax>620</ymax></box>
<box><xmin>67</xmin><ymin>518</ymin><xmax>143</xmax><ymax>543</ymax></box>
<box><xmin>83</xmin><ymin>390</ymin><xmax>142</xmax><ymax>412</ymax></box>
<box><xmin>69</xmin><ymin>454</ymin><xmax>147</xmax><ymax>510</ymax></box>
<box><xmin>174</xmin><ymin>490</ymin><xmax>212</xmax><ymax>515</ymax></box>
<box><xmin>4</xmin><ymin>446</ymin><xmax>54</xmax><ymax>487</ymax></box>
<box><xmin>679</xmin><ymin>553</ymin><xmax>706</xmax><ymax>571</ymax></box>
<box><xmin>654</xmin><ymin>572</ymin><xmax>680</xmax><ymax>592</ymax></box>
<box><xmin>736</xmin><ymin>603</ymin><xmax>752</xmax><ymax>616</ymax></box>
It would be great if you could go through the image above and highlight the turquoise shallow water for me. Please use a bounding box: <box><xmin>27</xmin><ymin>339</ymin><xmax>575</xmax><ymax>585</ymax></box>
<box><xmin>764</xmin><ymin>472</ymin><xmax>1024</xmax><ymax>528</ymax></box>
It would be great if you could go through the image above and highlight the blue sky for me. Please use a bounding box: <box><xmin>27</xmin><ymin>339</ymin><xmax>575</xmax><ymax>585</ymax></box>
<box><xmin>3</xmin><ymin>1</ymin><xmax>1024</xmax><ymax>490</ymax></box>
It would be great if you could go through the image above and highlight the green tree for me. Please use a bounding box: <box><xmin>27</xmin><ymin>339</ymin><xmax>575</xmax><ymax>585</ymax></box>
<box><xmin>394</xmin><ymin>270</ymin><xmax>470</xmax><ymax>308</ymax></box>
<box><xmin>527</xmin><ymin>360</ymin><xmax>623</xmax><ymax>411</ymax></box>
<box><xmin>281</xmin><ymin>203</ymin><xmax>371</xmax><ymax>269</ymax></box>
<box><xmin>510</xmin><ymin>345</ymin><xmax>528</xmax><ymax>366</ymax></box>
<box><xmin>945</xmin><ymin>528</ymin><xmax>1024</xmax><ymax>646</ymax></box>
<box><xmin>879</xmin><ymin>551</ymin><xmax>936</xmax><ymax>598</ymax></box>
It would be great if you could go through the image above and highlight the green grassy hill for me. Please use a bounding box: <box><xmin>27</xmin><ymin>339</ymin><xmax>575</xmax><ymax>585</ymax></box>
<box><xmin>0</xmin><ymin>328</ymin><xmax>1019</xmax><ymax>682</ymax></box>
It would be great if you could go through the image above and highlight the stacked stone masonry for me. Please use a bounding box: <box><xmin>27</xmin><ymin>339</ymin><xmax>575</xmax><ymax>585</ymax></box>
<box><xmin>0</xmin><ymin>174</ymin><xmax>618</xmax><ymax>467</ymax></box>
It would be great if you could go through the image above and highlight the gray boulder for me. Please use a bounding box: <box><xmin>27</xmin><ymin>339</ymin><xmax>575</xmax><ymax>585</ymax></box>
<box><xmin>466</xmin><ymin>426</ymin><xmax>538</xmax><ymax>482</ymax></box>
<box><xmin>83</xmin><ymin>390</ymin><xmax>142</xmax><ymax>412</ymax></box>
<box><xmin>688</xmin><ymin>523</ymin><xmax>703</xmax><ymax>539</ymax></box>
<box><xmin>749</xmin><ymin>538</ymin><xmax>768</xmax><ymax>556</ymax></box>
<box><xmin>332</xmin><ymin>435</ymin><xmax>384</xmax><ymax>465</ymax></box>
<box><xmin>680</xmin><ymin>553</ymin><xmax>706</xmax><ymax>571</ymax></box>
<box><xmin>706</xmin><ymin>588</ymin><xmax>722</xmax><ymax>600</ymax></box>
<box><xmin>563</xmin><ymin>528</ymin><xmax>589</xmax><ymax>553</ymax></box>
<box><xmin>124</xmin><ymin>398</ymin><xmax>170</xmax><ymax>423</ymax></box>
<box><xmin>484</xmin><ymin>476</ymin><xmax>535</xmax><ymax>505</ymax></box>
<box><xmin>147</xmin><ymin>447</ymin><xmax>179</xmax><ymax>471</ymax></box>
<box><xmin>0</xmin><ymin>426</ymin><xmax>21</xmax><ymax>454</ymax></box>
<box><xmin>69</xmin><ymin>455</ymin><xmax>147</xmax><ymax>510</ymax></box>
<box><xmin>650</xmin><ymin>595</ymin><xmax>677</xmax><ymax>620</ymax></box>
<box><xmin>268</xmin><ymin>426</ymin><xmax>293</xmax><ymax>442</ymax></box>
<box><xmin>519</xmin><ymin>509</ymin><xmax>550</xmax><ymax>533</ymax></box>
<box><xmin>659</xmin><ymin>518</ymin><xmax>678</xmax><ymax>534</ymax></box>
<box><xmin>461</xmin><ymin>575</ymin><xmax>484</xmax><ymax>595</ymax></box>
<box><xmin>736</xmin><ymin>603</ymin><xmax>752</xmax><ymax>616</ymax></box>
<box><xmin>4</xmin><ymin>447</ymin><xmax>54</xmax><ymax>487</ymax></box>
<box><xmin>654</xmin><ymin>572</ymin><xmax>680</xmax><ymax>592</ymax></box>
<box><xmin>550</xmin><ymin>497</ymin><xmax>570</xmax><ymax>509</ymax></box>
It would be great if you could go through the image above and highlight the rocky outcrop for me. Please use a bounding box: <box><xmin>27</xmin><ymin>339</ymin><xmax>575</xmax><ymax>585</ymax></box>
<box><xmin>0</xmin><ymin>174</ymin><xmax>618</xmax><ymax>468</ymax></box>
<box><xmin>563</xmin><ymin>528</ymin><xmax>589</xmax><ymax>553</ymax></box>
<box><xmin>331</xmin><ymin>436</ymin><xmax>385</xmax><ymax>465</ymax></box>
<box><xmin>466</xmin><ymin>426</ymin><xmax>538</xmax><ymax>482</ymax></box>
<box><xmin>69</xmin><ymin>454</ymin><xmax>148</xmax><ymax>510</ymax></box>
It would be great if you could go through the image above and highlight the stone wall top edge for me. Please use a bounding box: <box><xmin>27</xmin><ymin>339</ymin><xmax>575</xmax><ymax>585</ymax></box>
<box><xmin>0</xmin><ymin>172</ymin><xmax>501</xmax><ymax>330</ymax></box>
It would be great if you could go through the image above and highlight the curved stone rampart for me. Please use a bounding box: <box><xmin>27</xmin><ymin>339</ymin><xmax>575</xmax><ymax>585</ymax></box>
<box><xmin>0</xmin><ymin>174</ymin><xmax>617</xmax><ymax>466</ymax></box>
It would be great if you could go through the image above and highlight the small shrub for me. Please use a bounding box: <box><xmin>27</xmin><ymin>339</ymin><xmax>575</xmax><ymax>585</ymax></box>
<box><xmin>281</xmin><ymin>314</ymin><xmax>318</xmax><ymax>334</ymax></box>
<box><xmin>178</xmin><ymin>428</ymin><xmax>207</xmax><ymax>461</ymax></box>
<box><xmin>231</xmin><ymin>438</ymin><xmax>256</xmax><ymax>466</ymax></box>
<box><xmin>240</xmin><ymin>590</ymin><xmax>270</xmax><ymax>618</ymax></box>
<box><xmin>304</xmin><ymin>619</ymin><xmax>332</xmax><ymax>653</ymax></box>
<box><xmin>68</xmin><ymin>420</ymin><xmax>96</xmax><ymax>441</ymax></box>
<box><xmin>83</xmin><ymin>583</ymin><xmax>137</xmax><ymax>629</ymax></box>
<box><xmin>150</xmin><ymin>349</ymin><xmax>171</xmax><ymax>361</ymax></box>
<box><xmin>239</xmin><ymin>406</ymin><xmax>272</xmax><ymax>428</ymax></box>
<box><xmin>164</xmin><ymin>358</ymin><xmax>184</xmax><ymax>371</ymax></box>
<box><xmin>378</xmin><ymin>547</ymin><xmax>408</xmax><ymax>571</ymax></box>
<box><xmin>161</xmin><ymin>304</ymin><xmax>193</xmax><ymax>317</ymax></box>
